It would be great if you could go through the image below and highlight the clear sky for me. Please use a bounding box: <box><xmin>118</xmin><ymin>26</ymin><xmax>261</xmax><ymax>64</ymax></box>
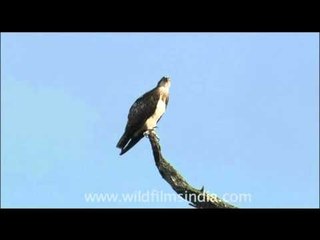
<box><xmin>1</xmin><ymin>33</ymin><xmax>319</xmax><ymax>208</ymax></box>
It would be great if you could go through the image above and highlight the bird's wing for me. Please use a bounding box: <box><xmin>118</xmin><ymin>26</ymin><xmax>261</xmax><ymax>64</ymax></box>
<box><xmin>116</xmin><ymin>88</ymin><xmax>159</xmax><ymax>150</ymax></box>
<box><xmin>125</xmin><ymin>88</ymin><xmax>159</xmax><ymax>133</ymax></box>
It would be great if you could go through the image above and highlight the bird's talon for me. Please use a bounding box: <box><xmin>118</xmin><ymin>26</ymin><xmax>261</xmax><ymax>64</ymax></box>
<box><xmin>152</xmin><ymin>130</ymin><xmax>160</xmax><ymax>141</ymax></box>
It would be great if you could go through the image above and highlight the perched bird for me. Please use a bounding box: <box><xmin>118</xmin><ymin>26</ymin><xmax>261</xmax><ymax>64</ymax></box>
<box><xmin>116</xmin><ymin>76</ymin><xmax>171</xmax><ymax>155</ymax></box>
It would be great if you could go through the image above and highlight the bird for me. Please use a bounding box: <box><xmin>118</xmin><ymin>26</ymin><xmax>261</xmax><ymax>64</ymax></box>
<box><xmin>116</xmin><ymin>76</ymin><xmax>171</xmax><ymax>155</ymax></box>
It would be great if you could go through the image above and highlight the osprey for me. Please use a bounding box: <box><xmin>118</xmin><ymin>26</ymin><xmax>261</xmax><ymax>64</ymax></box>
<box><xmin>116</xmin><ymin>77</ymin><xmax>171</xmax><ymax>155</ymax></box>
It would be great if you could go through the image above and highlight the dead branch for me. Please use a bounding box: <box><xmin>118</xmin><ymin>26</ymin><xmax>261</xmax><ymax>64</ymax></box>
<box><xmin>148</xmin><ymin>131</ymin><xmax>237</xmax><ymax>208</ymax></box>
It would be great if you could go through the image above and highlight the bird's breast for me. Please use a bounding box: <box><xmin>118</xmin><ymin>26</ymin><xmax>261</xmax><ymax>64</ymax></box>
<box><xmin>145</xmin><ymin>97</ymin><xmax>166</xmax><ymax>130</ymax></box>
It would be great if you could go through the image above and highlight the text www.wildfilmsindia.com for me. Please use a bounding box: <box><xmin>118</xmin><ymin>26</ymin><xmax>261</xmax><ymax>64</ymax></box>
<box><xmin>84</xmin><ymin>190</ymin><xmax>252</xmax><ymax>204</ymax></box>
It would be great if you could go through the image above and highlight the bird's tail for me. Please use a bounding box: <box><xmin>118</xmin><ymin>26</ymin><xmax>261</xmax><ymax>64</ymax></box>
<box><xmin>119</xmin><ymin>134</ymin><xmax>144</xmax><ymax>155</ymax></box>
<box><xmin>116</xmin><ymin>133</ymin><xmax>130</xmax><ymax>149</ymax></box>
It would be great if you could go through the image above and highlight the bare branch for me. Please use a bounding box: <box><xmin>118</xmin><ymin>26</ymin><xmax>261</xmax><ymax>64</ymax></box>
<box><xmin>148</xmin><ymin>131</ymin><xmax>237</xmax><ymax>208</ymax></box>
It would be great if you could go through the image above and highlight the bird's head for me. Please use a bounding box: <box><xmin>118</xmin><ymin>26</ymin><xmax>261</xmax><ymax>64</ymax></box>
<box><xmin>157</xmin><ymin>76</ymin><xmax>171</xmax><ymax>88</ymax></box>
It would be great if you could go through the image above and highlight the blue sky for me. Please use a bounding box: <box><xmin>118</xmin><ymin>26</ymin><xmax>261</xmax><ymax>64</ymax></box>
<box><xmin>1</xmin><ymin>33</ymin><xmax>319</xmax><ymax>208</ymax></box>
